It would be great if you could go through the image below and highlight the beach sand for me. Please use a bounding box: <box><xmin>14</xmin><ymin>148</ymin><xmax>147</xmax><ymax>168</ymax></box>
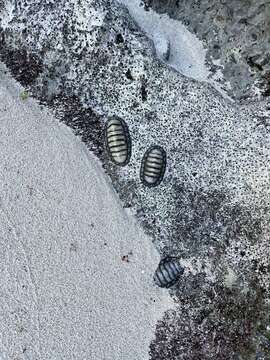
<box><xmin>0</xmin><ymin>63</ymin><xmax>172</xmax><ymax>360</ymax></box>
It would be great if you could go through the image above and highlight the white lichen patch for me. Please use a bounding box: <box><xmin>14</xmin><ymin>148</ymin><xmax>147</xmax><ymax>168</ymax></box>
<box><xmin>0</xmin><ymin>1</ymin><xmax>15</xmax><ymax>29</ymax></box>
<box><xmin>116</xmin><ymin>0</ymin><xmax>210</xmax><ymax>81</ymax></box>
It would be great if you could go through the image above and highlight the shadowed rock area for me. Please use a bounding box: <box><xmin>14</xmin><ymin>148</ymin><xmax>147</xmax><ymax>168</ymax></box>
<box><xmin>0</xmin><ymin>0</ymin><xmax>270</xmax><ymax>359</ymax></box>
<box><xmin>145</xmin><ymin>0</ymin><xmax>270</xmax><ymax>101</ymax></box>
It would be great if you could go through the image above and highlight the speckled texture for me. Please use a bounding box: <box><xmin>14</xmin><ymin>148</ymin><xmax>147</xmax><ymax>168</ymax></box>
<box><xmin>146</xmin><ymin>0</ymin><xmax>270</xmax><ymax>101</ymax></box>
<box><xmin>0</xmin><ymin>0</ymin><xmax>270</xmax><ymax>359</ymax></box>
<box><xmin>0</xmin><ymin>63</ymin><xmax>172</xmax><ymax>359</ymax></box>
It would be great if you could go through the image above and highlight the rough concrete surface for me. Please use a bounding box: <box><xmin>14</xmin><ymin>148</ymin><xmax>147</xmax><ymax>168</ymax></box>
<box><xmin>0</xmin><ymin>0</ymin><xmax>270</xmax><ymax>359</ymax></box>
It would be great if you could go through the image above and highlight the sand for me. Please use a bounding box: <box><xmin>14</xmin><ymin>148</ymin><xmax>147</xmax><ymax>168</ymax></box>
<box><xmin>0</xmin><ymin>63</ymin><xmax>172</xmax><ymax>360</ymax></box>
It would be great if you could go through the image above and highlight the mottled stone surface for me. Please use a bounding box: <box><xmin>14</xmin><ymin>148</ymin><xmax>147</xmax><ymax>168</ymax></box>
<box><xmin>0</xmin><ymin>0</ymin><xmax>270</xmax><ymax>359</ymax></box>
<box><xmin>146</xmin><ymin>0</ymin><xmax>270</xmax><ymax>101</ymax></box>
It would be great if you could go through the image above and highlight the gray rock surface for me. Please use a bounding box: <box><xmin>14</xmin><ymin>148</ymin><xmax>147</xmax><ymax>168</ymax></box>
<box><xmin>146</xmin><ymin>0</ymin><xmax>270</xmax><ymax>101</ymax></box>
<box><xmin>0</xmin><ymin>0</ymin><xmax>270</xmax><ymax>359</ymax></box>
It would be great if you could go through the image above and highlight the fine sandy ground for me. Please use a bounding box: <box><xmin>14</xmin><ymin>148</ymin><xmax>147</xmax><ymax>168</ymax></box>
<box><xmin>0</xmin><ymin>63</ymin><xmax>172</xmax><ymax>360</ymax></box>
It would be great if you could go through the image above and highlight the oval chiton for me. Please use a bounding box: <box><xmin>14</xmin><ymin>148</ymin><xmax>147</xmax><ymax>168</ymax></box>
<box><xmin>140</xmin><ymin>145</ymin><xmax>166</xmax><ymax>187</ymax></box>
<box><xmin>105</xmin><ymin>117</ymin><xmax>131</xmax><ymax>166</ymax></box>
<box><xmin>154</xmin><ymin>257</ymin><xmax>184</xmax><ymax>288</ymax></box>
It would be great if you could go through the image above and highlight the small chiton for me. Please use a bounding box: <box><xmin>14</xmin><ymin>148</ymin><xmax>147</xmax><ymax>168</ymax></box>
<box><xmin>154</xmin><ymin>257</ymin><xmax>184</xmax><ymax>288</ymax></box>
<box><xmin>140</xmin><ymin>145</ymin><xmax>166</xmax><ymax>187</ymax></box>
<box><xmin>105</xmin><ymin>117</ymin><xmax>131</xmax><ymax>166</ymax></box>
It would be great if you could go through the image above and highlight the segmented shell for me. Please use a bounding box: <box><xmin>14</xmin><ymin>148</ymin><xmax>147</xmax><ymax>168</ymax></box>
<box><xmin>140</xmin><ymin>145</ymin><xmax>166</xmax><ymax>187</ymax></box>
<box><xmin>154</xmin><ymin>257</ymin><xmax>183</xmax><ymax>288</ymax></box>
<box><xmin>105</xmin><ymin>117</ymin><xmax>131</xmax><ymax>166</ymax></box>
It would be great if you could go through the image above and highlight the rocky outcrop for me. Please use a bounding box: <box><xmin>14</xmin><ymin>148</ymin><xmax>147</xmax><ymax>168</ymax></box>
<box><xmin>146</xmin><ymin>0</ymin><xmax>270</xmax><ymax>101</ymax></box>
<box><xmin>0</xmin><ymin>0</ymin><xmax>270</xmax><ymax>358</ymax></box>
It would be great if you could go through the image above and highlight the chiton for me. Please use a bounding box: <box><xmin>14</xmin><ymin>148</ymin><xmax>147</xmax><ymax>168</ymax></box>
<box><xmin>154</xmin><ymin>257</ymin><xmax>184</xmax><ymax>288</ymax></box>
<box><xmin>140</xmin><ymin>145</ymin><xmax>166</xmax><ymax>187</ymax></box>
<box><xmin>105</xmin><ymin>117</ymin><xmax>131</xmax><ymax>166</ymax></box>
